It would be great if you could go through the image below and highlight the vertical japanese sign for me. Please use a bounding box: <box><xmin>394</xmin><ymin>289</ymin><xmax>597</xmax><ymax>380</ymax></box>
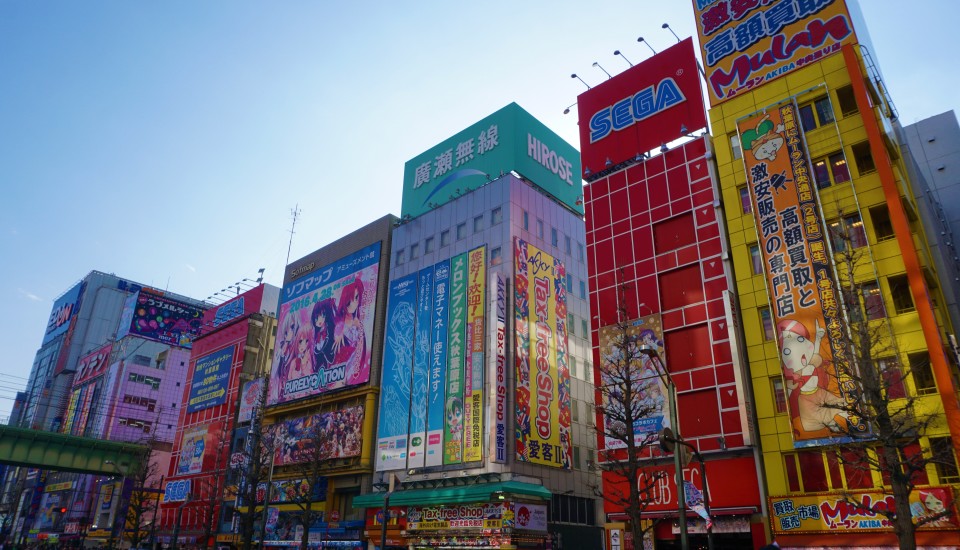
<box><xmin>408</xmin><ymin>269</ymin><xmax>434</xmax><ymax>468</ymax></box>
<box><xmin>491</xmin><ymin>272</ymin><xmax>508</xmax><ymax>464</ymax></box>
<box><xmin>444</xmin><ymin>253</ymin><xmax>468</xmax><ymax>464</ymax></box>
<box><xmin>63</xmin><ymin>389</ymin><xmax>81</xmax><ymax>435</ymax></box>
<box><xmin>426</xmin><ymin>260</ymin><xmax>450</xmax><ymax>467</ymax></box>
<box><xmin>237</xmin><ymin>378</ymin><xmax>263</xmax><ymax>424</ymax></box>
<box><xmin>738</xmin><ymin>104</ymin><xmax>866</xmax><ymax>446</ymax></box>
<box><xmin>187</xmin><ymin>346</ymin><xmax>234</xmax><ymax>413</ymax></box>
<box><xmin>514</xmin><ymin>238</ymin><xmax>572</xmax><ymax>468</ymax></box>
<box><xmin>692</xmin><ymin>0</ymin><xmax>856</xmax><ymax>105</ymax></box>
<box><xmin>464</xmin><ymin>246</ymin><xmax>486</xmax><ymax>463</ymax></box>
<box><xmin>375</xmin><ymin>274</ymin><xmax>418</xmax><ymax>471</ymax></box>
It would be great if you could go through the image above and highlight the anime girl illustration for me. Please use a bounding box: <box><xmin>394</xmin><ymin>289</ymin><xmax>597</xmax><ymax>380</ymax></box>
<box><xmin>778</xmin><ymin>318</ymin><xmax>850</xmax><ymax>433</ymax></box>
<box><xmin>311</xmin><ymin>298</ymin><xmax>337</xmax><ymax>371</ymax></box>
<box><xmin>911</xmin><ymin>489</ymin><xmax>955</xmax><ymax>527</ymax></box>
<box><xmin>275</xmin><ymin>314</ymin><xmax>300</xmax><ymax>385</ymax></box>
<box><xmin>742</xmin><ymin>114</ymin><xmax>786</xmax><ymax>162</ymax></box>
<box><xmin>446</xmin><ymin>395</ymin><xmax>464</xmax><ymax>443</ymax></box>
<box><xmin>334</xmin><ymin>277</ymin><xmax>367</xmax><ymax>383</ymax></box>
<box><xmin>291</xmin><ymin>324</ymin><xmax>314</xmax><ymax>379</ymax></box>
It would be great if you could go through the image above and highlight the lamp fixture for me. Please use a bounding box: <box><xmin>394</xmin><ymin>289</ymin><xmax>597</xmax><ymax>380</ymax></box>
<box><xmin>613</xmin><ymin>49</ymin><xmax>633</xmax><ymax>67</ymax></box>
<box><xmin>563</xmin><ymin>102</ymin><xmax>576</xmax><ymax>115</ymax></box>
<box><xmin>662</xmin><ymin>22</ymin><xmax>681</xmax><ymax>43</ymax></box>
<box><xmin>637</xmin><ymin>37</ymin><xmax>657</xmax><ymax>55</ymax></box>
<box><xmin>660</xmin><ymin>143</ymin><xmax>669</xmax><ymax>153</ymax></box>
<box><xmin>570</xmin><ymin>73</ymin><xmax>591</xmax><ymax>89</ymax></box>
<box><xmin>592</xmin><ymin>61</ymin><xmax>612</xmax><ymax>79</ymax></box>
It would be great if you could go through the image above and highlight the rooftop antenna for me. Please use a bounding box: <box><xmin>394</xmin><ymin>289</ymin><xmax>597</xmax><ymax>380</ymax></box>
<box><xmin>285</xmin><ymin>204</ymin><xmax>302</xmax><ymax>267</ymax></box>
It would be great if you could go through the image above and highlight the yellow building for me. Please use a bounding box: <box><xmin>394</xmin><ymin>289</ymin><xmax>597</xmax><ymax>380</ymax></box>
<box><xmin>695</xmin><ymin>0</ymin><xmax>960</xmax><ymax>547</ymax></box>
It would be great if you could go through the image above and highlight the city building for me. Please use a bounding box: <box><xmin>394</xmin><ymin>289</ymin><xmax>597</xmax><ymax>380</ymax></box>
<box><xmin>578</xmin><ymin>38</ymin><xmax>765</xmax><ymax>548</ymax></box>
<box><xmin>693</xmin><ymin>0</ymin><xmax>960</xmax><ymax>546</ymax></box>
<box><xmin>353</xmin><ymin>103</ymin><xmax>602</xmax><ymax>549</ymax></box>
<box><xmin>157</xmin><ymin>283</ymin><xmax>279</xmax><ymax>549</ymax></box>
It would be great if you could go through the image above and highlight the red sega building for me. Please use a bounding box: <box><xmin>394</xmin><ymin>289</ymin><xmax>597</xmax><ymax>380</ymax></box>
<box><xmin>580</xmin><ymin>39</ymin><xmax>765</xmax><ymax>548</ymax></box>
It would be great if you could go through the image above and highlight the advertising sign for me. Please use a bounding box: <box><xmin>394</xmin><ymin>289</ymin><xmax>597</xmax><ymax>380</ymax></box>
<box><xmin>270</xmin><ymin>243</ymin><xmax>380</xmax><ymax>406</ymax></box>
<box><xmin>408</xmin><ymin>268</ymin><xmax>433</xmax><ymax>468</ymax></box>
<box><xmin>444</xmin><ymin>253</ymin><xmax>468</xmax><ymax>465</ymax></box>
<box><xmin>274</xmin><ymin>405</ymin><xmax>364</xmax><ymax>466</ymax></box>
<box><xmin>597</xmin><ymin>315</ymin><xmax>671</xmax><ymax>451</ymax></box>
<box><xmin>178</xmin><ymin>425</ymin><xmax>209</xmax><ymax>475</ymax></box>
<box><xmin>115</xmin><ymin>292</ymin><xmax>138</xmax><ymax>341</ymax></box>
<box><xmin>770</xmin><ymin>487</ymin><xmax>958</xmax><ymax>534</ymax></box>
<box><xmin>402</xmin><ymin>103</ymin><xmax>582</xmax><ymax>219</ymax></box>
<box><xmin>237</xmin><ymin>378</ymin><xmax>264</xmax><ymax>424</ymax></box>
<box><xmin>513</xmin><ymin>503</ymin><xmax>548</xmax><ymax>532</ymax></box>
<box><xmin>124</xmin><ymin>289</ymin><xmax>205</xmax><ymax>348</ymax></box>
<box><xmin>491</xmin><ymin>273</ymin><xmax>508</xmax><ymax>464</ymax></box>
<box><xmin>375</xmin><ymin>274</ymin><xmax>418</xmax><ymax>471</ymax></box>
<box><xmin>256</xmin><ymin>477</ymin><xmax>327</xmax><ymax>504</ymax></box>
<box><xmin>464</xmin><ymin>247</ymin><xmax>486</xmax><ymax>463</ymax></box>
<box><xmin>514</xmin><ymin>238</ymin><xmax>572</xmax><ymax>469</ymax></box>
<box><xmin>576</xmin><ymin>38</ymin><xmax>706</xmax><ymax>175</ymax></box>
<box><xmin>692</xmin><ymin>0</ymin><xmax>857</xmax><ymax>105</ymax></box>
<box><xmin>43</xmin><ymin>282</ymin><xmax>84</xmax><ymax>346</ymax></box>
<box><xmin>163</xmin><ymin>479</ymin><xmax>191</xmax><ymax>503</ymax></box>
<box><xmin>72</xmin><ymin>385</ymin><xmax>95</xmax><ymax>437</ymax></box>
<box><xmin>426</xmin><ymin>260</ymin><xmax>450</xmax><ymax>467</ymax></box>
<box><xmin>202</xmin><ymin>284</ymin><xmax>266</xmax><ymax>332</ymax></box>
<box><xmin>74</xmin><ymin>343</ymin><xmax>113</xmax><ymax>386</ymax></box>
<box><xmin>738</xmin><ymin>104</ymin><xmax>866</xmax><ymax>445</ymax></box>
<box><xmin>407</xmin><ymin>503</ymin><xmax>508</xmax><ymax>531</ymax></box>
<box><xmin>187</xmin><ymin>346</ymin><xmax>234</xmax><ymax>413</ymax></box>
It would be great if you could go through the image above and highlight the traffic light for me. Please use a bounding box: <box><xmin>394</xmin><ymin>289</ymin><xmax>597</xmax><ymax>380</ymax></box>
<box><xmin>59</xmin><ymin>507</ymin><xmax>67</xmax><ymax>514</ymax></box>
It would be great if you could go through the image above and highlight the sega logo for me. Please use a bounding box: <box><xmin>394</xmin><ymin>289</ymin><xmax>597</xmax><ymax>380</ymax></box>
<box><xmin>213</xmin><ymin>297</ymin><xmax>245</xmax><ymax>328</ymax></box>
<box><xmin>589</xmin><ymin>77</ymin><xmax>685</xmax><ymax>143</ymax></box>
<box><xmin>163</xmin><ymin>479</ymin><xmax>191</xmax><ymax>502</ymax></box>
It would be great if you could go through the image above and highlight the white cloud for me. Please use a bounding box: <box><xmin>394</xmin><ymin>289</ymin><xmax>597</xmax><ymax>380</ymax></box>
<box><xmin>186</xmin><ymin>264</ymin><xmax>197</xmax><ymax>272</ymax></box>
<box><xmin>18</xmin><ymin>289</ymin><xmax>42</xmax><ymax>302</ymax></box>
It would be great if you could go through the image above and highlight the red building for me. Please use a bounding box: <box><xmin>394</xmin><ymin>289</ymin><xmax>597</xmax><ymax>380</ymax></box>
<box><xmin>158</xmin><ymin>284</ymin><xmax>279</xmax><ymax>548</ymax></box>
<box><xmin>580</xmin><ymin>39</ymin><xmax>765</xmax><ymax>548</ymax></box>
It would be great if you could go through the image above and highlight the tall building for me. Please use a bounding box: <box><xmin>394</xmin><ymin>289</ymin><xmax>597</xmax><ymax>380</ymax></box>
<box><xmin>578</xmin><ymin>38</ymin><xmax>765</xmax><ymax>548</ymax></box>
<box><xmin>693</xmin><ymin>0</ymin><xmax>960</xmax><ymax>546</ymax></box>
<box><xmin>158</xmin><ymin>283</ymin><xmax>279</xmax><ymax>549</ymax></box>
<box><xmin>354</xmin><ymin>103</ymin><xmax>602</xmax><ymax>549</ymax></box>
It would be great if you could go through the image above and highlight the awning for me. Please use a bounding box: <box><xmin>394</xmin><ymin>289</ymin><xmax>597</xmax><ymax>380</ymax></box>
<box><xmin>353</xmin><ymin>480</ymin><xmax>551</xmax><ymax>508</ymax></box>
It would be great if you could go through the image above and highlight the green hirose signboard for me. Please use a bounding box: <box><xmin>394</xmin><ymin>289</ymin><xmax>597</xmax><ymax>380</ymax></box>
<box><xmin>402</xmin><ymin>103</ymin><xmax>583</xmax><ymax>219</ymax></box>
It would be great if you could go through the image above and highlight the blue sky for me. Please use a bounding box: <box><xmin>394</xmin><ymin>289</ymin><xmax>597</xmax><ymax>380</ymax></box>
<box><xmin>1</xmin><ymin>1</ymin><xmax>957</xmax><ymax>419</ymax></box>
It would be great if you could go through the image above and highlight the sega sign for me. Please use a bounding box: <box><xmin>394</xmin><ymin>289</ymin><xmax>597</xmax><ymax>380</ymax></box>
<box><xmin>163</xmin><ymin>479</ymin><xmax>191</xmax><ymax>502</ymax></box>
<box><xmin>213</xmin><ymin>297</ymin><xmax>245</xmax><ymax>328</ymax></box>
<box><xmin>577</xmin><ymin>37</ymin><xmax>706</xmax><ymax>176</ymax></box>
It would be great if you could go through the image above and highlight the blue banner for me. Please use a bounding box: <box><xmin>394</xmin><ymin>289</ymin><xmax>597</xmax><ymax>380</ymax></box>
<box><xmin>408</xmin><ymin>269</ymin><xmax>433</xmax><ymax>468</ymax></box>
<box><xmin>425</xmin><ymin>260</ymin><xmax>450</xmax><ymax>467</ymax></box>
<box><xmin>187</xmin><ymin>346</ymin><xmax>234</xmax><ymax>413</ymax></box>
<box><xmin>375</xmin><ymin>273</ymin><xmax>418</xmax><ymax>471</ymax></box>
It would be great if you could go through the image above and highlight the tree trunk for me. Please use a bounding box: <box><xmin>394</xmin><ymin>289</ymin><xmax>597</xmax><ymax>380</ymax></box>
<box><xmin>300</xmin><ymin>501</ymin><xmax>312</xmax><ymax>550</ymax></box>
<box><xmin>891</xmin><ymin>476</ymin><xmax>917</xmax><ymax>550</ymax></box>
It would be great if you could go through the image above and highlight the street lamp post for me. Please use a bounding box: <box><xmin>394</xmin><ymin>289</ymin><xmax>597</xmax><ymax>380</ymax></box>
<box><xmin>638</xmin><ymin>345</ymin><xmax>688</xmax><ymax>550</ymax></box>
<box><xmin>662</xmin><ymin>433</ymin><xmax>715</xmax><ymax>550</ymax></box>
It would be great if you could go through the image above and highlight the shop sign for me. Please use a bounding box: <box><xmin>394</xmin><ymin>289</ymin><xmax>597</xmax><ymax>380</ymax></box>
<box><xmin>44</xmin><ymin>481</ymin><xmax>74</xmax><ymax>493</ymax></box>
<box><xmin>619</xmin><ymin>456</ymin><xmax>760</xmax><ymax>512</ymax></box>
<box><xmin>407</xmin><ymin>503</ymin><xmax>507</xmax><ymax>530</ymax></box>
<box><xmin>513</xmin><ymin>503</ymin><xmax>547</xmax><ymax>531</ymax></box>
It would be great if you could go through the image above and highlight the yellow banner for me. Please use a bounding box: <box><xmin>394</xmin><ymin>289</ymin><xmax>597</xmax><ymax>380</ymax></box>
<box><xmin>692</xmin><ymin>0</ymin><xmax>857</xmax><ymax>105</ymax></box>
<box><xmin>464</xmin><ymin>246</ymin><xmax>486</xmax><ymax>462</ymax></box>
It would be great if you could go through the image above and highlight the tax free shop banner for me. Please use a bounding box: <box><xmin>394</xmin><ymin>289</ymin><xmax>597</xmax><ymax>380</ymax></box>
<box><xmin>401</xmin><ymin>103</ymin><xmax>583</xmax><ymax>219</ymax></box>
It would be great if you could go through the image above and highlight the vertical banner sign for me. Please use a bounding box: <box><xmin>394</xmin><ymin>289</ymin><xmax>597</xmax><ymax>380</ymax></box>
<box><xmin>409</xmin><ymin>269</ymin><xmax>434</xmax><ymax>468</ymax></box>
<box><xmin>492</xmin><ymin>273</ymin><xmax>508</xmax><ymax>463</ymax></box>
<box><xmin>63</xmin><ymin>389</ymin><xmax>81</xmax><ymax>435</ymax></box>
<box><xmin>464</xmin><ymin>246</ymin><xmax>486</xmax><ymax>463</ymax></box>
<box><xmin>187</xmin><ymin>346</ymin><xmax>234</xmax><ymax>413</ymax></box>
<box><xmin>514</xmin><ymin>238</ymin><xmax>572</xmax><ymax>469</ymax></box>
<box><xmin>426</xmin><ymin>260</ymin><xmax>450</xmax><ymax>467</ymax></box>
<box><xmin>738</xmin><ymin>104</ymin><xmax>866</xmax><ymax>446</ymax></box>
<box><xmin>73</xmin><ymin>386</ymin><xmax>95</xmax><ymax>437</ymax></box>
<box><xmin>444</xmin><ymin>254</ymin><xmax>468</xmax><ymax>464</ymax></box>
<box><xmin>376</xmin><ymin>274</ymin><xmax>418</xmax><ymax>471</ymax></box>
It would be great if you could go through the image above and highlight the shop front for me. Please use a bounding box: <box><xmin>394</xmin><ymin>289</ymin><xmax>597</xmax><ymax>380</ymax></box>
<box><xmin>261</xmin><ymin>507</ymin><xmax>364</xmax><ymax>549</ymax></box>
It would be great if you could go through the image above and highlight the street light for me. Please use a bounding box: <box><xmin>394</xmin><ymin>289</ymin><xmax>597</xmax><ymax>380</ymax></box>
<box><xmin>660</xmin><ymin>431</ymin><xmax>714</xmax><ymax>550</ymax></box>
<box><xmin>637</xmin><ymin>345</ymin><xmax>688</xmax><ymax>550</ymax></box>
<box><xmin>104</xmin><ymin>461</ymin><xmax>128</xmax><ymax>550</ymax></box>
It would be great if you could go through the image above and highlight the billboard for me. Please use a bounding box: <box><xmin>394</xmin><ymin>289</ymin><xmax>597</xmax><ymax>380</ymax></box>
<box><xmin>576</xmin><ymin>38</ymin><xmax>706</xmax><ymax>174</ymax></box>
<box><xmin>123</xmin><ymin>289</ymin><xmax>205</xmax><ymax>348</ymax></box>
<box><xmin>463</xmin><ymin>247</ymin><xmax>486</xmax><ymax>463</ymax></box>
<box><xmin>257</xmin><ymin>477</ymin><xmax>327</xmax><ymax>504</ymax></box>
<box><xmin>273</xmin><ymin>405</ymin><xmax>365</xmax><ymax>466</ymax></box>
<box><xmin>237</xmin><ymin>378</ymin><xmax>264</xmax><ymax>424</ymax></box>
<box><xmin>269</xmin><ymin>243</ymin><xmax>381</xmax><ymax>406</ymax></box>
<box><xmin>376</xmin><ymin>274</ymin><xmax>418</xmax><ymax>471</ymax></box>
<box><xmin>402</xmin><ymin>103</ymin><xmax>582</xmax><ymax>219</ymax></box>
<box><xmin>738</xmin><ymin>104</ymin><xmax>866</xmax><ymax>445</ymax></box>
<box><xmin>597</xmin><ymin>315</ymin><xmax>671</xmax><ymax>451</ymax></box>
<box><xmin>770</xmin><ymin>487</ymin><xmax>958</xmax><ymax>534</ymax></box>
<box><xmin>177</xmin><ymin>424</ymin><xmax>210</xmax><ymax>475</ymax></box>
<box><xmin>73</xmin><ymin>343</ymin><xmax>113</xmax><ymax>386</ymax></box>
<box><xmin>407</xmin><ymin>268</ymin><xmax>433</xmax><ymax>468</ymax></box>
<box><xmin>201</xmin><ymin>284</ymin><xmax>267</xmax><ymax>333</ymax></box>
<box><xmin>43</xmin><ymin>282</ymin><xmax>84</xmax><ymax>346</ymax></box>
<box><xmin>426</xmin><ymin>261</ymin><xmax>450</xmax><ymax>467</ymax></box>
<box><xmin>187</xmin><ymin>346</ymin><xmax>234</xmax><ymax>413</ymax></box>
<box><xmin>514</xmin><ymin>238</ymin><xmax>572</xmax><ymax>469</ymax></box>
<box><xmin>444</xmin><ymin>253</ymin><xmax>469</xmax><ymax>465</ymax></box>
<box><xmin>693</xmin><ymin>0</ymin><xmax>857</xmax><ymax>105</ymax></box>
<box><xmin>491</xmin><ymin>273</ymin><xmax>508</xmax><ymax>464</ymax></box>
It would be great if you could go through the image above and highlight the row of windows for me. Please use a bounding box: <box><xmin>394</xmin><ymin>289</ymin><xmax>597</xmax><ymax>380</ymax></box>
<box><xmin>128</xmin><ymin>373</ymin><xmax>161</xmax><ymax>389</ymax></box>
<box><xmin>521</xmin><ymin>209</ymin><xmax>586</xmax><ymax>261</ymax></box>
<box><xmin>549</xmin><ymin>494</ymin><xmax>596</xmax><ymax>525</ymax></box>
<box><xmin>122</xmin><ymin>394</ymin><xmax>158</xmax><ymax>412</ymax></box>
<box><xmin>118</xmin><ymin>417</ymin><xmax>153</xmax><ymax>433</ymax></box>
<box><xmin>395</xmin><ymin>207</ymin><xmax>504</xmax><ymax>265</ymax></box>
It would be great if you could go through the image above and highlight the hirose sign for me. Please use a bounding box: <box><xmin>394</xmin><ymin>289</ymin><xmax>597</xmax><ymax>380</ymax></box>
<box><xmin>401</xmin><ymin>103</ymin><xmax>583</xmax><ymax>219</ymax></box>
<box><xmin>576</xmin><ymin>38</ymin><xmax>706</xmax><ymax>175</ymax></box>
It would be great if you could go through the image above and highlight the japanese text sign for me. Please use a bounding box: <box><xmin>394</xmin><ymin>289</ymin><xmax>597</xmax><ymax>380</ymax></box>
<box><xmin>187</xmin><ymin>346</ymin><xmax>234</xmax><ymax>413</ymax></box>
<box><xmin>44</xmin><ymin>282</ymin><xmax>84</xmax><ymax>346</ymax></box>
<box><xmin>124</xmin><ymin>290</ymin><xmax>205</xmax><ymax>348</ymax></box>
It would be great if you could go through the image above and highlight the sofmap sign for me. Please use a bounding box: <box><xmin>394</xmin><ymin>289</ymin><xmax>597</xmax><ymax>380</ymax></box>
<box><xmin>577</xmin><ymin>38</ymin><xmax>706</xmax><ymax>175</ymax></box>
<box><xmin>692</xmin><ymin>0</ymin><xmax>857</xmax><ymax>105</ymax></box>
<box><xmin>402</xmin><ymin>103</ymin><xmax>582</xmax><ymax>219</ymax></box>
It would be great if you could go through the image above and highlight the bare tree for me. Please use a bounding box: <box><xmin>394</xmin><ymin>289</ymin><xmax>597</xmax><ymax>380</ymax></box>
<box><xmin>122</xmin><ymin>445</ymin><xmax>163</xmax><ymax>550</ymax></box>
<box><xmin>196</xmin><ymin>429</ymin><xmax>230</xmax><ymax>549</ymax></box>
<box><xmin>231</xmin><ymin>382</ymin><xmax>275</xmax><ymax>550</ymax></box>
<box><xmin>283</xmin><ymin>415</ymin><xmax>329</xmax><ymax>550</ymax></box>
<box><xmin>594</xmin><ymin>280</ymin><xmax>670</xmax><ymax>550</ymax></box>
<box><xmin>820</xmin><ymin>222</ymin><xmax>957</xmax><ymax>550</ymax></box>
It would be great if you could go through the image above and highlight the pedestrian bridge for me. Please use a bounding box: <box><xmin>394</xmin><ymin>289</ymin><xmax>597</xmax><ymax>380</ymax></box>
<box><xmin>0</xmin><ymin>425</ymin><xmax>147</xmax><ymax>475</ymax></box>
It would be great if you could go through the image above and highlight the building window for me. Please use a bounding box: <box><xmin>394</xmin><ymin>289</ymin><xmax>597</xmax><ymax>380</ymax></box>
<box><xmin>749</xmin><ymin>243</ymin><xmax>763</xmax><ymax>275</ymax></box>
<box><xmin>835</xmin><ymin>85</ymin><xmax>858</xmax><ymax>117</ymax></box>
<box><xmin>565</xmin><ymin>235</ymin><xmax>572</xmax><ymax>255</ymax></box>
<box><xmin>570</xmin><ymin>356</ymin><xmax>578</xmax><ymax>378</ymax></box>
<box><xmin>133</xmin><ymin>355</ymin><xmax>151</xmax><ymax>366</ymax></box>
<box><xmin>551</xmin><ymin>227</ymin><xmax>559</xmax><ymax>247</ymax></box>
<box><xmin>909</xmin><ymin>351</ymin><xmax>936</xmax><ymax>395</ymax></box>
<box><xmin>852</xmin><ymin>141</ymin><xmax>876</xmax><ymax>175</ymax></box>
<box><xmin>861</xmin><ymin>281</ymin><xmax>886</xmax><ymax>320</ymax></box>
<box><xmin>931</xmin><ymin>437</ymin><xmax>960</xmax><ymax>483</ymax></box>
<box><xmin>566</xmin><ymin>273</ymin><xmax>573</xmax><ymax>292</ymax></box>
<box><xmin>572</xmin><ymin>399</ymin><xmax>579</xmax><ymax>421</ymax></box>
<box><xmin>440</xmin><ymin>230</ymin><xmax>451</xmax><ymax>247</ymax></box>
<box><xmin>738</xmin><ymin>185</ymin><xmax>752</xmax><ymax>214</ymax></box>
<box><xmin>879</xmin><ymin>357</ymin><xmax>906</xmax><ymax>399</ymax></box>
<box><xmin>577</xmin><ymin>242</ymin><xmax>585</xmax><ymax>262</ymax></box>
<box><xmin>784</xmin><ymin>454</ymin><xmax>802</xmax><ymax>492</ymax></box>
<box><xmin>869</xmin><ymin>205</ymin><xmax>895</xmax><ymax>241</ymax></box>
<box><xmin>798</xmin><ymin>451</ymin><xmax>829</xmax><ymax>491</ymax></box>
<box><xmin>573</xmin><ymin>445</ymin><xmax>582</xmax><ymax>469</ymax></box>
<box><xmin>579</xmin><ymin>280</ymin><xmax>587</xmax><ymax>299</ymax></box>
<box><xmin>772</xmin><ymin>377</ymin><xmax>788</xmax><ymax>414</ymax></box>
<box><xmin>457</xmin><ymin>223</ymin><xmax>467</xmax><ymax>240</ymax></box>
<box><xmin>888</xmin><ymin>274</ymin><xmax>914</xmax><ymax>314</ymax></box>
<box><xmin>759</xmin><ymin>307</ymin><xmax>775</xmax><ymax>340</ymax></box>
<box><xmin>829</xmin><ymin>213</ymin><xmax>868</xmax><ymax>252</ymax></box>
<box><xmin>841</xmin><ymin>449</ymin><xmax>874</xmax><ymax>489</ymax></box>
<box><xmin>491</xmin><ymin>206</ymin><xmax>503</xmax><ymax>225</ymax></box>
<box><xmin>567</xmin><ymin>314</ymin><xmax>575</xmax><ymax>335</ymax></box>
<box><xmin>424</xmin><ymin>237</ymin><xmax>435</xmax><ymax>254</ymax></box>
<box><xmin>490</xmin><ymin>246</ymin><xmax>502</xmax><ymax>266</ymax></box>
<box><xmin>582</xmin><ymin>318</ymin><xmax>588</xmax><ymax>336</ymax></box>
<box><xmin>731</xmin><ymin>134</ymin><xmax>742</xmax><ymax>160</ymax></box>
<box><xmin>813</xmin><ymin>152</ymin><xmax>851</xmax><ymax>188</ymax></box>
<box><xmin>474</xmin><ymin>215</ymin><xmax>484</xmax><ymax>233</ymax></box>
<box><xmin>799</xmin><ymin>96</ymin><xmax>835</xmax><ymax>132</ymax></box>
<box><xmin>523</xmin><ymin>210</ymin><xmax>529</xmax><ymax>230</ymax></box>
<box><xmin>537</xmin><ymin>219</ymin><xmax>544</xmax><ymax>238</ymax></box>
<box><xmin>409</xmin><ymin>243</ymin><xmax>419</xmax><ymax>259</ymax></box>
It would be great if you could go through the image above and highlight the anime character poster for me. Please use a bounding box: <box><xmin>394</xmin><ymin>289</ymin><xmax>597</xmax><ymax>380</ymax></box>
<box><xmin>407</xmin><ymin>268</ymin><xmax>433</xmax><ymax>469</ymax></box>
<box><xmin>178</xmin><ymin>424</ymin><xmax>209</xmax><ymax>475</ymax></box>
<box><xmin>598</xmin><ymin>315</ymin><xmax>671</xmax><ymax>451</ymax></box>
<box><xmin>444</xmin><ymin>253</ymin><xmax>468</xmax><ymax>465</ymax></box>
<box><xmin>125</xmin><ymin>290</ymin><xmax>204</xmax><ymax>348</ymax></box>
<box><xmin>274</xmin><ymin>405</ymin><xmax>364</xmax><ymax>466</ymax></box>
<box><xmin>514</xmin><ymin>238</ymin><xmax>572</xmax><ymax>469</ymax></box>
<box><xmin>738</xmin><ymin>104</ymin><xmax>867</xmax><ymax>446</ymax></box>
<box><xmin>269</xmin><ymin>243</ymin><xmax>381</xmax><ymax>406</ymax></box>
<box><xmin>237</xmin><ymin>378</ymin><xmax>263</xmax><ymax>424</ymax></box>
